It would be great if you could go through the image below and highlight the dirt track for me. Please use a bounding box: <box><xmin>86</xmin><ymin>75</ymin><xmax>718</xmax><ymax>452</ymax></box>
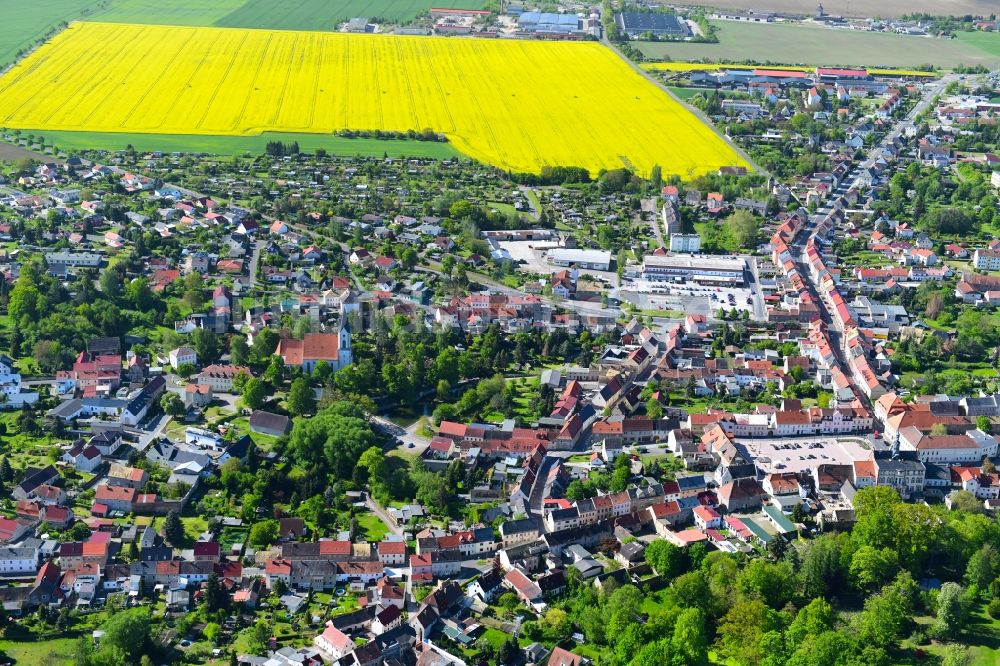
<box><xmin>685</xmin><ymin>0</ymin><xmax>998</xmax><ymax>19</ymax></box>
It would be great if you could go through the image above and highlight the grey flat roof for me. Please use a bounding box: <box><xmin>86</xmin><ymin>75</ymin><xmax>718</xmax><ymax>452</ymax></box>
<box><xmin>643</xmin><ymin>254</ymin><xmax>746</xmax><ymax>271</ymax></box>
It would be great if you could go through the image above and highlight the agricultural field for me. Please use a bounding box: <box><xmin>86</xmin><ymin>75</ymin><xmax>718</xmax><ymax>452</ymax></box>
<box><xmin>682</xmin><ymin>0</ymin><xmax>998</xmax><ymax>18</ymax></box>
<box><xmin>15</xmin><ymin>129</ymin><xmax>461</xmax><ymax>158</ymax></box>
<box><xmin>90</xmin><ymin>0</ymin><xmax>485</xmax><ymax>29</ymax></box>
<box><xmin>0</xmin><ymin>22</ymin><xmax>745</xmax><ymax>177</ymax></box>
<box><xmin>637</xmin><ymin>20</ymin><xmax>1000</xmax><ymax>69</ymax></box>
<box><xmin>215</xmin><ymin>0</ymin><xmax>477</xmax><ymax>30</ymax></box>
<box><xmin>956</xmin><ymin>30</ymin><xmax>1000</xmax><ymax>58</ymax></box>
<box><xmin>0</xmin><ymin>0</ymin><xmax>96</xmax><ymax>67</ymax></box>
<box><xmin>89</xmin><ymin>0</ymin><xmax>244</xmax><ymax>26</ymax></box>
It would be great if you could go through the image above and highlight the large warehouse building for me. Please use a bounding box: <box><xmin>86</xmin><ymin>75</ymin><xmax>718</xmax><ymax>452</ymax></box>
<box><xmin>614</xmin><ymin>12</ymin><xmax>691</xmax><ymax>39</ymax></box>
<box><xmin>642</xmin><ymin>254</ymin><xmax>746</xmax><ymax>285</ymax></box>
<box><xmin>518</xmin><ymin>12</ymin><xmax>582</xmax><ymax>35</ymax></box>
<box><xmin>547</xmin><ymin>248</ymin><xmax>613</xmax><ymax>271</ymax></box>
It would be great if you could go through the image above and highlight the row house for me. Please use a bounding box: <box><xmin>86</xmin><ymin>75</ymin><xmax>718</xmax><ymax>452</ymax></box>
<box><xmin>408</xmin><ymin>551</ymin><xmax>463</xmax><ymax>583</ymax></box>
<box><xmin>417</xmin><ymin>527</ymin><xmax>496</xmax><ymax>558</ymax></box>
<box><xmin>590</xmin><ymin>416</ymin><xmax>674</xmax><ymax>447</ymax></box>
<box><xmin>952</xmin><ymin>466</ymin><xmax>1000</xmax><ymax>500</ymax></box>
<box><xmin>898</xmin><ymin>427</ymin><xmax>999</xmax><ymax>464</ymax></box>
<box><xmin>130</xmin><ymin>560</ymin><xmax>217</xmax><ymax>586</ymax></box>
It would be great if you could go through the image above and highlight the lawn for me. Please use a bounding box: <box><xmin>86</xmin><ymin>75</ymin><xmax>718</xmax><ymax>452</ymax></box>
<box><xmin>0</xmin><ymin>636</ymin><xmax>79</xmax><ymax>665</ymax></box>
<box><xmin>907</xmin><ymin>604</ymin><xmax>1000</xmax><ymax>666</ymax></box>
<box><xmin>20</xmin><ymin>130</ymin><xmax>461</xmax><ymax>160</ymax></box>
<box><xmin>0</xmin><ymin>0</ymin><xmax>95</xmax><ymax>67</ymax></box>
<box><xmin>636</xmin><ymin>21</ymin><xmax>999</xmax><ymax>69</ymax></box>
<box><xmin>0</xmin><ymin>412</ymin><xmax>59</xmax><ymax>471</ymax></box>
<box><xmin>181</xmin><ymin>515</ymin><xmax>210</xmax><ymax>542</ymax></box>
<box><xmin>510</xmin><ymin>377</ymin><xmax>542</xmax><ymax>423</ymax></box>
<box><xmin>354</xmin><ymin>512</ymin><xmax>390</xmax><ymax>542</ymax></box>
<box><xmin>667</xmin><ymin>86</ymin><xmax>704</xmax><ymax>101</ymax></box>
<box><xmin>219</xmin><ymin>525</ymin><xmax>249</xmax><ymax>552</ymax></box>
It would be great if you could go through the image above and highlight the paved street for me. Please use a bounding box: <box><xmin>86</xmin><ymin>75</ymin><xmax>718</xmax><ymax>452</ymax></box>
<box><xmin>790</xmin><ymin>75</ymin><xmax>957</xmax><ymax>422</ymax></box>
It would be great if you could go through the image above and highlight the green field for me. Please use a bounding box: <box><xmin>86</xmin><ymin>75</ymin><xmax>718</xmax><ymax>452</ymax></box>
<box><xmin>90</xmin><ymin>0</ymin><xmax>243</xmax><ymax>25</ymax></box>
<box><xmin>0</xmin><ymin>0</ymin><xmax>97</xmax><ymax>66</ymax></box>
<box><xmin>217</xmin><ymin>0</ymin><xmax>479</xmax><ymax>29</ymax></box>
<box><xmin>0</xmin><ymin>636</ymin><xmax>78</xmax><ymax>665</ymax></box>
<box><xmin>16</xmin><ymin>130</ymin><xmax>462</xmax><ymax>159</ymax></box>
<box><xmin>956</xmin><ymin>30</ymin><xmax>1000</xmax><ymax>58</ymax></box>
<box><xmin>637</xmin><ymin>21</ymin><xmax>1000</xmax><ymax>69</ymax></box>
<box><xmin>668</xmin><ymin>86</ymin><xmax>704</xmax><ymax>101</ymax></box>
<box><xmin>90</xmin><ymin>0</ymin><xmax>486</xmax><ymax>29</ymax></box>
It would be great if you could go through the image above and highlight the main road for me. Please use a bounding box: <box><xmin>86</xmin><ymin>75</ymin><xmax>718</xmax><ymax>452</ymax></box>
<box><xmin>790</xmin><ymin>74</ymin><xmax>957</xmax><ymax>418</ymax></box>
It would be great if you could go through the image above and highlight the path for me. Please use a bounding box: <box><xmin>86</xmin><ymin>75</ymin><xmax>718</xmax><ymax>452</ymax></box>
<box><xmin>640</xmin><ymin>197</ymin><xmax>665</xmax><ymax>247</ymax></box>
<box><xmin>364</xmin><ymin>494</ymin><xmax>403</xmax><ymax>537</ymax></box>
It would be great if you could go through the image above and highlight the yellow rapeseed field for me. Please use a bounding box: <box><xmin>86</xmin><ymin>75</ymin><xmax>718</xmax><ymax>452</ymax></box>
<box><xmin>0</xmin><ymin>22</ymin><xmax>746</xmax><ymax>177</ymax></box>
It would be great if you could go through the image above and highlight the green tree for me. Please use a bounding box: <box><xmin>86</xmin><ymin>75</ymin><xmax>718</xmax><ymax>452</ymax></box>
<box><xmin>204</xmin><ymin>572</ymin><xmax>227</xmax><ymax>612</ymax></box>
<box><xmin>672</xmin><ymin>607</ymin><xmax>708</xmax><ymax>665</ymax></box>
<box><xmin>852</xmin><ymin>486</ymin><xmax>901</xmax><ymax>550</ymax></box>
<box><xmin>737</xmin><ymin>559</ymin><xmax>794</xmax><ymax>609</ymax></box>
<box><xmin>644</xmin><ymin>539</ymin><xmax>686</xmax><ymax>578</ymax></box>
<box><xmin>716</xmin><ymin>599</ymin><xmax>783</xmax><ymax>666</ymax></box>
<box><xmin>786</xmin><ymin>597</ymin><xmax>836</xmax><ymax>647</ymax></box>
<box><xmin>125</xmin><ymin>277</ymin><xmax>157</xmax><ymax>311</ymax></box>
<box><xmin>98</xmin><ymin>607</ymin><xmax>151</xmax><ymax>658</ymax></box>
<box><xmin>99</xmin><ymin>267</ymin><xmax>123</xmax><ymax>300</ymax></box>
<box><xmin>232</xmin><ymin>370</ymin><xmax>251</xmax><ymax>394</ymax></box>
<box><xmin>241</xmin><ymin>378</ymin><xmax>267</xmax><ymax>410</ymax></box>
<box><xmin>855</xmin><ymin>586</ymin><xmax>909</xmax><ymax>648</ymax></box>
<box><xmin>250</xmin><ymin>619</ymin><xmax>272</xmax><ymax>653</ymax></box>
<box><xmin>203</xmin><ymin>622</ymin><xmax>221</xmax><ymax>643</ymax></box>
<box><xmin>230</xmin><ymin>336</ymin><xmax>250</xmax><ymax>366</ymax></box>
<box><xmin>163</xmin><ymin>510</ymin><xmax>185</xmax><ymax>546</ymax></box>
<box><xmin>249</xmin><ymin>519</ymin><xmax>279</xmax><ymax>547</ymax></box>
<box><xmin>934</xmin><ymin>582</ymin><xmax>965</xmax><ymax>639</ymax></box>
<box><xmin>724</xmin><ymin>209</ymin><xmax>761</xmax><ymax>250</ymax></box>
<box><xmin>964</xmin><ymin>544</ymin><xmax>998</xmax><ymax>588</ymax></box>
<box><xmin>191</xmin><ymin>328</ymin><xmax>221</xmax><ymax>364</ymax></box>
<box><xmin>941</xmin><ymin>644</ymin><xmax>972</xmax><ymax>666</ymax></box>
<box><xmin>849</xmin><ymin>545</ymin><xmax>899</xmax><ymax>593</ymax></box>
<box><xmin>646</xmin><ymin>397</ymin><xmax>663</xmax><ymax>419</ymax></box>
<box><xmin>286</xmin><ymin>402</ymin><xmax>378</xmax><ymax>477</ymax></box>
<box><xmin>160</xmin><ymin>392</ymin><xmax>186</xmax><ymax>417</ymax></box>
<box><xmin>287</xmin><ymin>377</ymin><xmax>315</xmax><ymax>416</ymax></box>
<box><xmin>263</xmin><ymin>356</ymin><xmax>285</xmax><ymax>385</ymax></box>
<box><xmin>976</xmin><ymin>415</ymin><xmax>992</xmax><ymax>434</ymax></box>
<box><xmin>250</xmin><ymin>329</ymin><xmax>280</xmax><ymax>365</ymax></box>
<box><xmin>565</xmin><ymin>479</ymin><xmax>587</xmax><ymax>501</ymax></box>
<box><xmin>357</xmin><ymin>446</ymin><xmax>386</xmax><ymax>496</ymax></box>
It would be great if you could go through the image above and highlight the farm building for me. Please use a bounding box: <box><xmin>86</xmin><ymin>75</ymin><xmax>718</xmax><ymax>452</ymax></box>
<box><xmin>614</xmin><ymin>12</ymin><xmax>690</xmax><ymax>39</ymax></box>
<box><xmin>518</xmin><ymin>12</ymin><xmax>581</xmax><ymax>35</ymax></box>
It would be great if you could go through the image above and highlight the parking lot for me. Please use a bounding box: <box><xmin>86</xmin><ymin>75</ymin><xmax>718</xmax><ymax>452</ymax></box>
<box><xmin>621</xmin><ymin>278</ymin><xmax>760</xmax><ymax>320</ymax></box>
<box><xmin>498</xmin><ymin>240</ymin><xmax>560</xmax><ymax>274</ymax></box>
